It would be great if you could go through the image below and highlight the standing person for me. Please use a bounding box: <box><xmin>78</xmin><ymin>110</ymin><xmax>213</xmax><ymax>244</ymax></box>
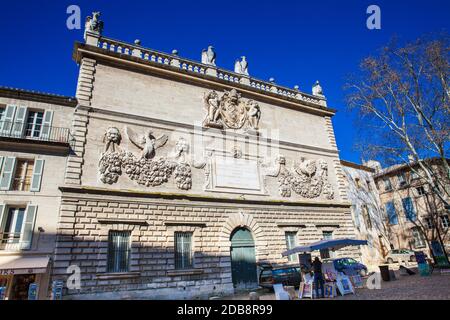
<box><xmin>312</xmin><ymin>257</ymin><xmax>325</xmax><ymax>298</ymax></box>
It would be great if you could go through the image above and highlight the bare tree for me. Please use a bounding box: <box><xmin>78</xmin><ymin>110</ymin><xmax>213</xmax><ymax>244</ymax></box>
<box><xmin>346</xmin><ymin>33</ymin><xmax>450</xmax><ymax>264</ymax></box>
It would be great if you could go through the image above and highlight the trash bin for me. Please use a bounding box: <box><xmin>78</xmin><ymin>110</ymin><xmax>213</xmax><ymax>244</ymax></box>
<box><xmin>379</xmin><ymin>265</ymin><xmax>390</xmax><ymax>281</ymax></box>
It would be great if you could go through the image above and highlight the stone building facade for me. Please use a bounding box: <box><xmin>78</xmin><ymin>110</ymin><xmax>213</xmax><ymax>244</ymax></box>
<box><xmin>3</xmin><ymin>12</ymin><xmax>358</xmax><ymax>300</ymax></box>
<box><xmin>0</xmin><ymin>87</ymin><xmax>76</xmax><ymax>299</ymax></box>
<box><xmin>373</xmin><ymin>160</ymin><xmax>450</xmax><ymax>263</ymax></box>
<box><xmin>340</xmin><ymin>160</ymin><xmax>390</xmax><ymax>271</ymax></box>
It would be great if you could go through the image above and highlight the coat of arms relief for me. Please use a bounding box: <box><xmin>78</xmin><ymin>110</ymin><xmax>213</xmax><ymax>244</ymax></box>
<box><xmin>262</xmin><ymin>155</ymin><xmax>335</xmax><ymax>200</ymax></box>
<box><xmin>203</xmin><ymin>89</ymin><xmax>261</xmax><ymax>131</ymax></box>
<box><xmin>98</xmin><ymin>127</ymin><xmax>192</xmax><ymax>190</ymax></box>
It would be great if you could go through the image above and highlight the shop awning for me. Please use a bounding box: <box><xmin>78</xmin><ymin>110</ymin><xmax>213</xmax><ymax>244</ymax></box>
<box><xmin>281</xmin><ymin>239</ymin><xmax>368</xmax><ymax>256</ymax></box>
<box><xmin>0</xmin><ymin>256</ymin><xmax>50</xmax><ymax>275</ymax></box>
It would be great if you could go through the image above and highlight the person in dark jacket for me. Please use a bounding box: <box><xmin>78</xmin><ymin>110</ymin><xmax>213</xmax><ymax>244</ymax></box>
<box><xmin>312</xmin><ymin>257</ymin><xmax>325</xmax><ymax>298</ymax></box>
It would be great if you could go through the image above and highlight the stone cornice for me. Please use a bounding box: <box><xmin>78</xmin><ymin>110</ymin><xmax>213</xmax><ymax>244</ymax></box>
<box><xmin>59</xmin><ymin>185</ymin><xmax>352</xmax><ymax>209</ymax></box>
<box><xmin>73</xmin><ymin>42</ymin><xmax>337</xmax><ymax>118</ymax></box>
<box><xmin>0</xmin><ymin>86</ymin><xmax>77</xmax><ymax>107</ymax></box>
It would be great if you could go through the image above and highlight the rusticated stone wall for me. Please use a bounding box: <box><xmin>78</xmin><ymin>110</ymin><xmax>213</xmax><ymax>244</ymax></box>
<box><xmin>52</xmin><ymin>191</ymin><xmax>357</xmax><ymax>300</ymax></box>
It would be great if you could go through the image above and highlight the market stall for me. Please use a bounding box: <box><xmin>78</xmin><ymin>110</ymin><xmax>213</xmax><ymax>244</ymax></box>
<box><xmin>281</xmin><ymin>238</ymin><xmax>368</xmax><ymax>299</ymax></box>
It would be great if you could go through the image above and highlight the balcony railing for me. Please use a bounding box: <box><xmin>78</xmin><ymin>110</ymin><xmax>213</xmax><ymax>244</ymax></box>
<box><xmin>0</xmin><ymin>120</ymin><xmax>72</xmax><ymax>144</ymax></box>
<box><xmin>0</xmin><ymin>232</ymin><xmax>21</xmax><ymax>250</ymax></box>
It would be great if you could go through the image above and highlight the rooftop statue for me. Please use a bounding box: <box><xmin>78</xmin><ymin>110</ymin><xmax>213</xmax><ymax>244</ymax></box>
<box><xmin>234</xmin><ymin>56</ymin><xmax>249</xmax><ymax>75</ymax></box>
<box><xmin>312</xmin><ymin>80</ymin><xmax>324</xmax><ymax>96</ymax></box>
<box><xmin>201</xmin><ymin>46</ymin><xmax>216</xmax><ymax>66</ymax></box>
<box><xmin>85</xmin><ymin>11</ymin><xmax>104</xmax><ymax>35</ymax></box>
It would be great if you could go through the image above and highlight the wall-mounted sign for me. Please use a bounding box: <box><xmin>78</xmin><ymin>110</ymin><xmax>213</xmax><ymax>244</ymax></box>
<box><xmin>28</xmin><ymin>283</ymin><xmax>38</xmax><ymax>300</ymax></box>
<box><xmin>51</xmin><ymin>280</ymin><xmax>64</xmax><ymax>300</ymax></box>
<box><xmin>0</xmin><ymin>287</ymin><xmax>6</xmax><ymax>300</ymax></box>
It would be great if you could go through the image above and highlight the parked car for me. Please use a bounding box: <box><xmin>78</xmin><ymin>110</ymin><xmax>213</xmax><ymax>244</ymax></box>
<box><xmin>385</xmin><ymin>249</ymin><xmax>416</xmax><ymax>264</ymax></box>
<box><xmin>325</xmin><ymin>257</ymin><xmax>368</xmax><ymax>277</ymax></box>
<box><xmin>258</xmin><ymin>264</ymin><xmax>301</xmax><ymax>289</ymax></box>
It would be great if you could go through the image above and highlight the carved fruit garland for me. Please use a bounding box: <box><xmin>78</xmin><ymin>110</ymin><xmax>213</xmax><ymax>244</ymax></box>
<box><xmin>98</xmin><ymin>127</ymin><xmax>193</xmax><ymax>190</ymax></box>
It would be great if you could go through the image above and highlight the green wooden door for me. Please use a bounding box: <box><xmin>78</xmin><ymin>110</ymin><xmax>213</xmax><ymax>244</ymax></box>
<box><xmin>230</xmin><ymin>228</ymin><xmax>257</xmax><ymax>289</ymax></box>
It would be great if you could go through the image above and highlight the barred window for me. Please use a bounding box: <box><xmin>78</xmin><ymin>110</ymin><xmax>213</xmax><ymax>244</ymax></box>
<box><xmin>285</xmin><ymin>232</ymin><xmax>298</xmax><ymax>262</ymax></box>
<box><xmin>175</xmin><ymin>232</ymin><xmax>193</xmax><ymax>270</ymax></box>
<box><xmin>107</xmin><ymin>231</ymin><xmax>131</xmax><ymax>273</ymax></box>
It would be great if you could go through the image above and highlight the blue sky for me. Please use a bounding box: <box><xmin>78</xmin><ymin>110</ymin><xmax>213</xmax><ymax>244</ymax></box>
<box><xmin>0</xmin><ymin>0</ymin><xmax>449</xmax><ymax>163</ymax></box>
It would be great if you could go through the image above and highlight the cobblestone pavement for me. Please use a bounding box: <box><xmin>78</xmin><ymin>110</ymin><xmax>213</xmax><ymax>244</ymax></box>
<box><xmin>222</xmin><ymin>271</ymin><xmax>450</xmax><ymax>300</ymax></box>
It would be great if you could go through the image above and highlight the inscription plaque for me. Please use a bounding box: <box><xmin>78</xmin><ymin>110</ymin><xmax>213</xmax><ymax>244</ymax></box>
<box><xmin>214</xmin><ymin>157</ymin><xmax>261</xmax><ymax>190</ymax></box>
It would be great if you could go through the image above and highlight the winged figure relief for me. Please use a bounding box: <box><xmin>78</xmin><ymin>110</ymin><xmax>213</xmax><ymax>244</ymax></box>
<box><xmin>125</xmin><ymin>126</ymin><xmax>169</xmax><ymax>159</ymax></box>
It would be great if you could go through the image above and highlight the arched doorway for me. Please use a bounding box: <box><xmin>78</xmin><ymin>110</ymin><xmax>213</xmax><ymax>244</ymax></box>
<box><xmin>230</xmin><ymin>228</ymin><xmax>258</xmax><ymax>289</ymax></box>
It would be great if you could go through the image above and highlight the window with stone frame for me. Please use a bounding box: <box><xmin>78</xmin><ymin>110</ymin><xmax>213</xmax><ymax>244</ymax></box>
<box><xmin>320</xmin><ymin>231</ymin><xmax>334</xmax><ymax>259</ymax></box>
<box><xmin>175</xmin><ymin>232</ymin><xmax>193</xmax><ymax>270</ymax></box>
<box><xmin>366</xmin><ymin>180</ymin><xmax>372</xmax><ymax>191</ymax></box>
<box><xmin>402</xmin><ymin>197</ymin><xmax>417</xmax><ymax>222</ymax></box>
<box><xmin>354</xmin><ymin>178</ymin><xmax>361</xmax><ymax>189</ymax></box>
<box><xmin>285</xmin><ymin>231</ymin><xmax>298</xmax><ymax>262</ymax></box>
<box><xmin>386</xmin><ymin>201</ymin><xmax>398</xmax><ymax>225</ymax></box>
<box><xmin>411</xmin><ymin>227</ymin><xmax>426</xmax><ymax>248</ymax></box>
<box><xmin>416</xmin><ymin>186</ymin><xmax>426</xmax><ymax>196</ymax></box>
<box><xmin>362</xmin><ymin>205</ymin><xmax>372</xmax><ymax>229</ymax></box>
<box><xmin>442</xmin><ymin>215</ymin><xmax>450</xmax><ymax>229</ymax></box>
<box><xmin>107</xmin><ymin>230</ymin><xmax>131</xmax><ymax>273</ymax></box>
<box><xmin>0</xmin><ymin>106</ymin><xmax>5</xmax><ymax>122</ymax></box>
<box><xmin>12</xmin><ymin>159</ymin><xmax>35</xmax><ymax>191</ymax></box>
<box><xmin>424</xmin><ymin>217</ymin><xmax>434</xmax><ymax>229</ymax></box>
<box><xmin>384</xmin><ymin>178</ymin><xmax>392</xmax><ymax>191</ymax></box>
<box><xmin>397</xmin><ymin>172</ymin><xmax>407</xmax><ymax>187</ymax></box>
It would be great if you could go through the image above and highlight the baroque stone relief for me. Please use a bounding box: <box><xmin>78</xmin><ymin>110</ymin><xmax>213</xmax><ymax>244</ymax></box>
<box><xmin>263</xmin><ymin>156</ymin><xmax>334</xmax><ymax>199</ymax></box>
<box><xmin>203</xmin><ymin>89</ymin><xmax>261</xmax><ymax>131</ymax></box>
<box><xmin>98</xmin><ymin>127</ymin><xmax>192</xmax><ymax>190</ymax></box>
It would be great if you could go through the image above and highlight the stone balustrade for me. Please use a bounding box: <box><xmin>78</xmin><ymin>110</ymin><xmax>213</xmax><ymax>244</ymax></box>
<box><xmin>95</xmin><ymin>36</ymin><xmax>327</xmax><ymax>107</ymax></box>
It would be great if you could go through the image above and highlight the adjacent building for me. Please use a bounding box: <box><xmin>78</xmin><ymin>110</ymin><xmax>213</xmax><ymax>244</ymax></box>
<box><xmin>373</xmin><ymin>159</ymin><xmax>450</xmax><ymax>262</ymax></box>
<box><xmin>340</xmin><ymin>160</ymin><xmax>390</xmax><ymax>270</ymax></box>
<box><xmin>0</xmin><ymin>87</ymin><xmax>76</xmax><ymax>299</ymax></box>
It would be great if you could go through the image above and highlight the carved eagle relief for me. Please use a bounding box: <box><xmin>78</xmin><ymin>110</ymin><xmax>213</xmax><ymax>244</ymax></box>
<box><xmin>125</xmin><ymin>126</ymin><xmax>168</xmax><ymax>159</ymax></box>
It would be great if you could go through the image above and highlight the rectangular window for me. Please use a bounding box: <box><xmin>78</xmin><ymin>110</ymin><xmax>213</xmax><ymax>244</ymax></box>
<box><xmin>397</xmin><ymin>173</ymin><xmax>407</xmax><ymax>187</ymax></box>
<box><xmin>12</xmin><ymin>159</ymin><xmax>34</xmax><ymax>191</ymax></box>
<box><xmin>386</xmin><ymin>202</ymin><xmax>398</xmax><ymax>225</ymax></box>
<box><xmin>0</xmin><ymin>107</ymin><xmax>4</xmax><ymax>121</ymax></box>
<box><xmin>411</xmin><ymin>227</ymin><xmax>426</xmax><ymax>248</ymax></box>
<box><xmin>285</xmin><ymin>232</ymin><xmax>298</xmax><ymax>262</ymax></box>
<box><xmin>442</xmin><ymin>215</ymin><xmax>450</xmax><ymax>229</ymax></box>
<box><xmin>175</xmin><ymin>232</ymin><xmax>193</xmax><ymax>270</ymax></box>
<box><xmin>320</xmin><ymin>231</ymin><xmax>333</xmax><ymax>259</ymax></box>
<box><xmin>1</xmin><ymin>207</ymin><xmax>26</xmax><ymax>249</ymax></box>
<box><xmin>363</xmin><ymin>205</ymin><xmax>372</xmax><ymax>229</ymax></box>
<box><xmin>25</xmin><ymin>110</ymin><xmax>44</xmax><ymax>138</ymax></box>
<box><xmin>107</xmin><ymin>231</ymin><xmax>131</xmax><ymax>273</ymax></box>
<box><xmin>424</xmin><ymin>217</ymin><xmax>433</xmax><ymax>229</ymax></box>
<box><xmin>354</xmin><ymin>178</ymin><xmax>361</xmax><ymax>189</ymax></box>
<box><xmin>384</xmin><ymin>178</ymin><xmax>392</xmax><ymax>191</ymax></box>
<box><xmin>402</xmin><ymin>197</ymin><xmax>417</xmax><ymax>221</ymax></box>
<box><xmin>416</xmin><ymin>186</ymin><xmax>425</xmax><ymax>196</ymax></box>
